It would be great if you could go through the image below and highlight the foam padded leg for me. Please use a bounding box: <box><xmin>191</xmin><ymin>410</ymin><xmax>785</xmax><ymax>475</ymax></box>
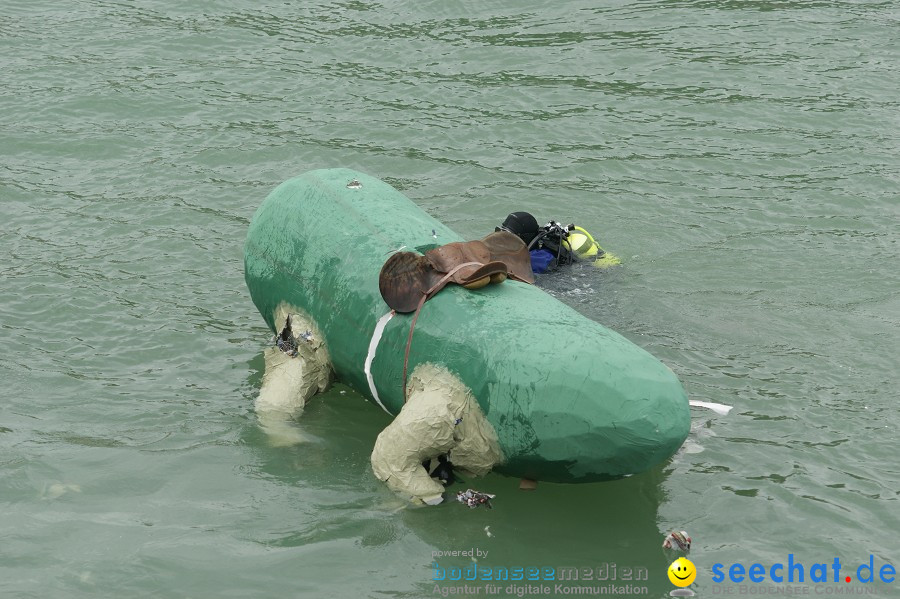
<box><xmin>370</xmin><ymin>384</ymin><xmax>454</xmax><ymax>504</ymax></box>
<box><xmin>255</xmin><ymin>307</ymin><xmax>331</xmax><ymax>446</ymax></box>
<box><xmin>370</xmin><ymin>364</ymin><xmax>503</xmax><ymax>505</ymax></box>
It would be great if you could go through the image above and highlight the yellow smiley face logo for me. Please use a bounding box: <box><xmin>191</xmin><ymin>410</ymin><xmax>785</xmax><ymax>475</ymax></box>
<box><xmin>668</xmin><ymin>558</ymin><xmax>696</xmax><ymax>587</ymax></box>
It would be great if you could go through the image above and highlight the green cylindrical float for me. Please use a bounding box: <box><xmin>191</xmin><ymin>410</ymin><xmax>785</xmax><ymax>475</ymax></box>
<box><xmin>244</xmin><ymin>168</ymin><xmax>690</xmax><ymax>482</ymax></box>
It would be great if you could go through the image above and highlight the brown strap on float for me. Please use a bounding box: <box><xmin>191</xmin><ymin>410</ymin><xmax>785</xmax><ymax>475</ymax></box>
<box><xmin>402</xmin><ymin>261</ymin><xmax>482</xmax><ymax>402</ymax></box>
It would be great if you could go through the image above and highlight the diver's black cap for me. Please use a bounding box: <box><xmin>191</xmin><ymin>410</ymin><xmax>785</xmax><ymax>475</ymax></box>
<box><xmin>496</xmin><ymin>212</ymin><xmax>539</xmax><ymax>246</ymax></box>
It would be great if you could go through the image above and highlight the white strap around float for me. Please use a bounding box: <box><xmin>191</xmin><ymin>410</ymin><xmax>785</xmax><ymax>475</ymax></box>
<box><xmin>364</xmin><ymin>310</ymin><xmax>395</xmax><ymax>415</ymax></box>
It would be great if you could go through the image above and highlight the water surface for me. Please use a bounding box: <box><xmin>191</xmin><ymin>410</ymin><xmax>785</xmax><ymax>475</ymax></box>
<box><xmin>2</xmin><ymin>1</ymin><xmax>898</xmax><ymax>597</ymax></box>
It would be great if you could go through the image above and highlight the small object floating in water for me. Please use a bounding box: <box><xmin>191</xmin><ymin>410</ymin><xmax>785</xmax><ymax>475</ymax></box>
<box><xmin>662</xmin><ymin>530</ymin><xmax>692</xmax><ymax>552</ymax></box>
<box><xmin>689</xmin><ymin>400</ymin><xmax>732</xmax><ymax>416</ymax></box>
<box><xmin>41</xmin><ymin>483</ymin><xmax>82</xmax><ymax>500</ymax></box>
<box><xmin>346</xmin><ymin>179</ymin><xmax>362</xmax><ymax>189</ymax></box>
<box><xmin>519</xmin><ymin>478</ymin><xmax>538</xmax><ymax>491</ymax></box>
<box><xmin>484</xmin><ymin>525</ymin><xmax>493</xmax><ymax>537</ymax></box>
<box><xmin>457</xmin><ymin>488</ymin><xmax>495</xmax><ymax>509</ymax></box>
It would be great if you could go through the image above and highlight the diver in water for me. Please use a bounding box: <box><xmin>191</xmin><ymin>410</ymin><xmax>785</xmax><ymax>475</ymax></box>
<box><xmin>495</xmin><ymin>211</ymin><xmax>619</xmax><ymax>274</ymax></box>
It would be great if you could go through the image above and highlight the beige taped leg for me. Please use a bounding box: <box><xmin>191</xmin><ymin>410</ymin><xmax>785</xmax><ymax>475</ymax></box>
<box><xmin>255</xmin><ymin>305</ymin><xmax>331</xmax><ymax>446</ymax></box>
<box><xmin>370</xmin><ymin>364</ymin><xmax>503</xmax><ymax>505</ymax></box>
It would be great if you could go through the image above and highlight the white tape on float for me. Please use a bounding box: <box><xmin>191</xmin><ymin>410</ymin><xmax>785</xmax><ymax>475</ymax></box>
<box><xmin>689</xmin><ymin>400</ymin><xmax>733</xmax><ymax>415</ymax></box>
<box><xmin>365</xmin><ymin>310</ymin><xmax>395</xmax><ymax>415</ymax></box>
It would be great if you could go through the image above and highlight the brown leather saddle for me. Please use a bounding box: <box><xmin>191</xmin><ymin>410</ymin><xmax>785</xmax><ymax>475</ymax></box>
<box><xmin>379</xmin><ymin>230</ymin><xmax>534</xmax><ymax>313</ymax></box>
<box><xmin>378</xmin><ymin>231</ymin><xmax>535</xmax><ymax>399</ymax></box>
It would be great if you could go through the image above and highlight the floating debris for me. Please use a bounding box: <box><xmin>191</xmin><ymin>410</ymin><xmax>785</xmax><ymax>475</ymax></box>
<box><xmin>456</xmin><ymin>488</ymin><xmax>495</xmax><ymax>509</ymax></box>
<box><xmin>41</xmin><ymin>483</ymin><xmax>82</xmax><ymax>500</ymax></box>
<box><xmin>689</xmin><ymin>400</ymin><xmax>732</xmax><ymax>415</ymax></box>
<box><xmin>519</xmin><ymin>478</ymin><xmax>538</xmax><ymax>491</ymax></box>
<box><xmin>663</xmin><ymin>530</ymin><xmax>692</xmax><ymax>552</ymax></box>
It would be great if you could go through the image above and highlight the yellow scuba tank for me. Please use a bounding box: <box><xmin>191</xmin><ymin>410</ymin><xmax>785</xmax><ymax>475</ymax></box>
<box><xmin>561</xmin><ymin>225</ymin><xmax>621</xmax><ymax>268</ymax></box>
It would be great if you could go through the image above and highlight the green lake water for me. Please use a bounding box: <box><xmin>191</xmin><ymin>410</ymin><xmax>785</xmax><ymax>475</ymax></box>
<box><xmin>1</xmin><ymin>1</ymin><xmax>897</xmax><ymax>597</ymax></box>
